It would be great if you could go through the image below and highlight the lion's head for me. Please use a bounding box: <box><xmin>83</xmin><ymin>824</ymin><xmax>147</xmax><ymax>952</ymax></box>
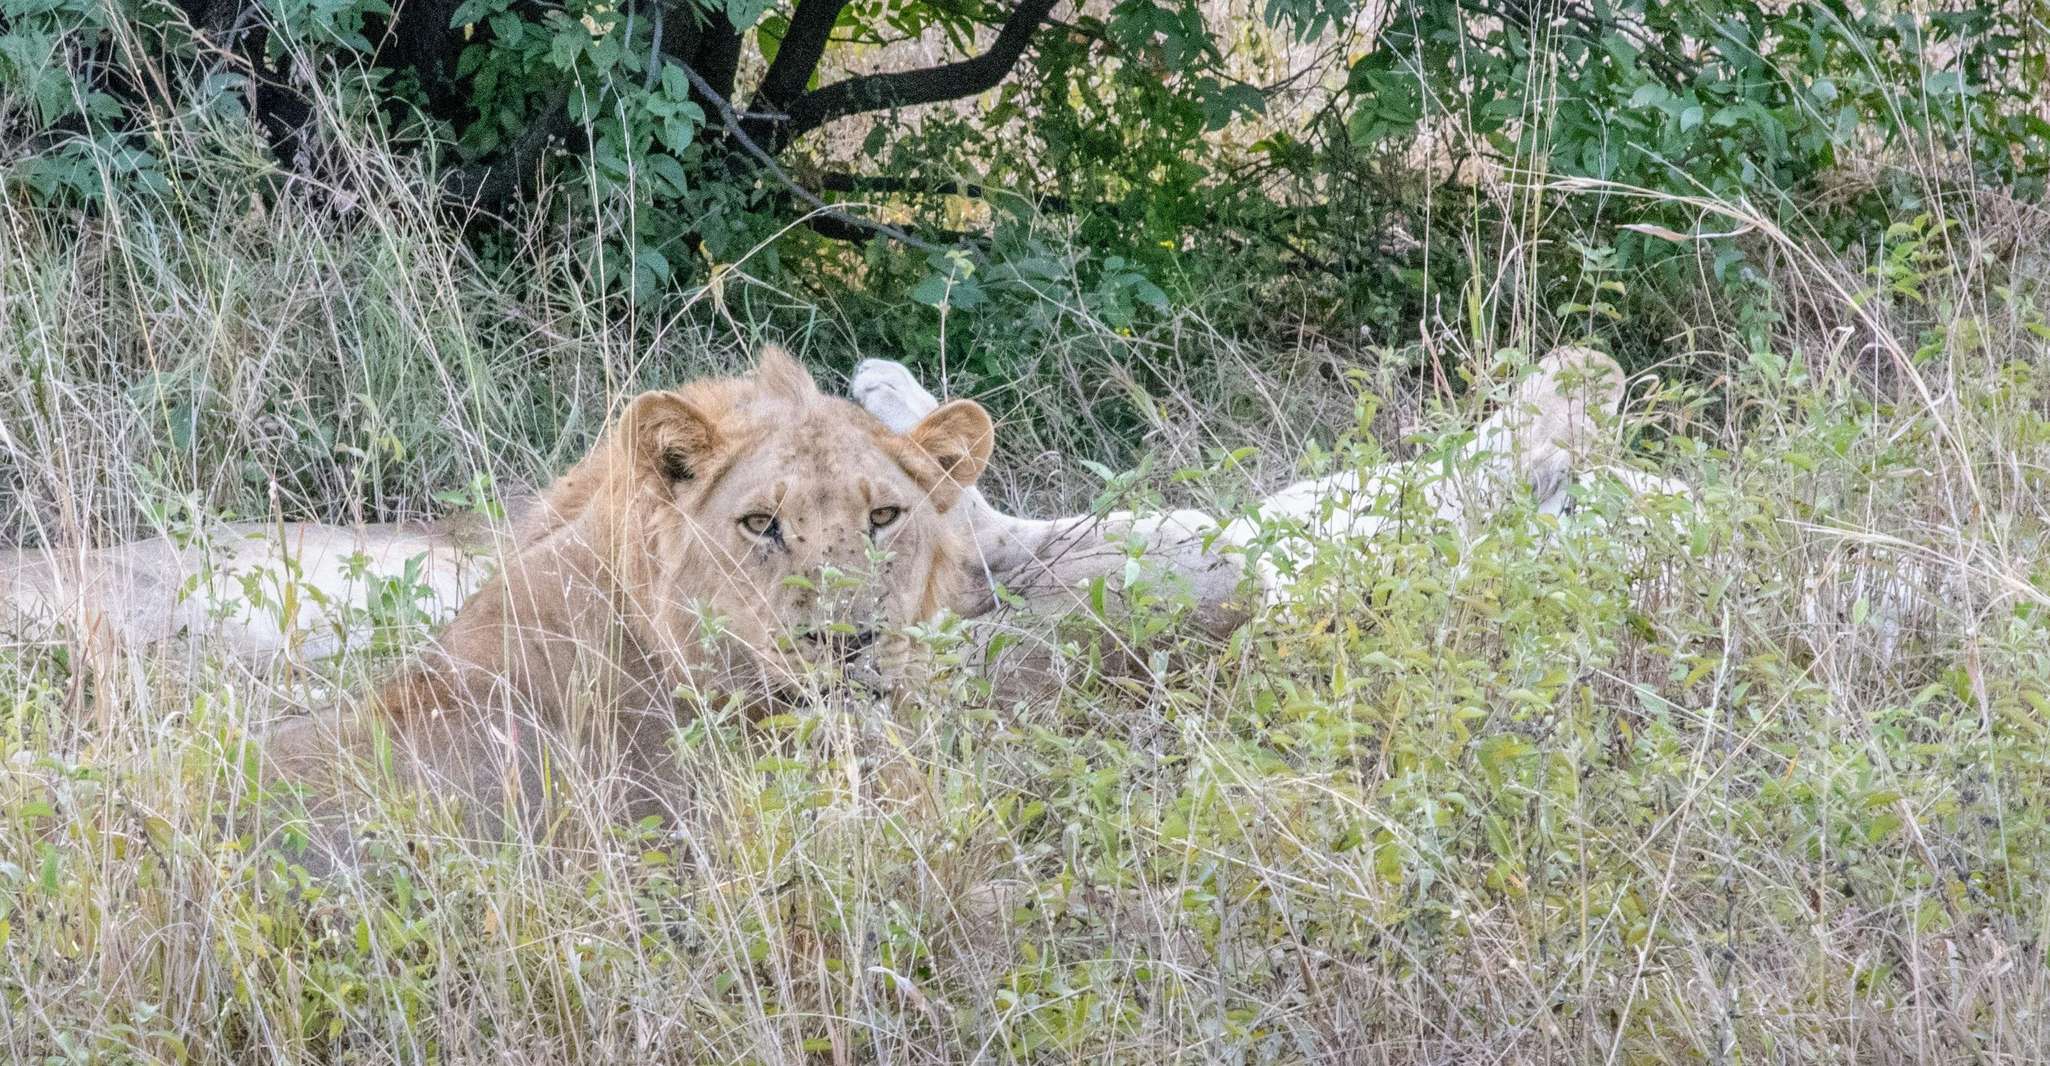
<box><xmin>251</xmin><ymin>349</ymin><xmax>994</xmax><ymax>872</ymax></box>
<box><xmin>549</xmin><ymin>348</ymin><xmax>994</xmax><ymax>697</ymax></box>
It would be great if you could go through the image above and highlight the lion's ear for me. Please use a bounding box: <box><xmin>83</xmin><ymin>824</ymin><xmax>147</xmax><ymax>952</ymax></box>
<box><xmin>905</xmin><ymin>399</ymin><xmax>993</xmax><ymax>488</ymax></box>
<box><xmin>752</xmin><ymin>345</ymin><xmax>819</xmax><ymax>402</ymax></box>
<box><xmin>620</xmin><ymin>391</ymin><xmax>722</xmax><ymax>484</ymax></box>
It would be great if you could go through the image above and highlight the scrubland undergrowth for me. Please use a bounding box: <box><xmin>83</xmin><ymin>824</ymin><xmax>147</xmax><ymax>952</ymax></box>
<box><xmin>6</xmin><ymin>85</ymin><xmax>2050</xmax><ymax>1066</ymax></box>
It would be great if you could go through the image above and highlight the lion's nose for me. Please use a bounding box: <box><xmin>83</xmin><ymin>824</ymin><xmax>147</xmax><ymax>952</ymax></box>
<box><xmin>796</xmin><ymin>626</ymin><xmax>877</xmax><ymax>664</ymax></box>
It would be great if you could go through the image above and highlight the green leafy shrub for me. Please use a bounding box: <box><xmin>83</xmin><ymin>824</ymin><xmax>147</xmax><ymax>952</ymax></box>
<box><xmin>1328</xmin><ymin>2</ymin><xmax>2050</xmax><ymax>362</ymax></box>
<box><xmin>9</xmin><ymin>0</ymin><xmax>2041</xmax><ymax>389</ymax></box>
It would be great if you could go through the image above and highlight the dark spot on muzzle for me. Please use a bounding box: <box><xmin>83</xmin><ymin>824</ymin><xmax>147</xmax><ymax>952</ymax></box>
<box><xmin>796</xmin><ymin>626</ymin><xmax>877</xmax><ymax>665</ymax></box>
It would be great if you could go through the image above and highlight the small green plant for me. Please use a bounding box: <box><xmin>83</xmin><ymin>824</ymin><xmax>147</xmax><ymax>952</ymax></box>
<box><xmin>4</xmin><ymin>2</ymin><xmax>2050</xmax><ymax>1057</ymax></box>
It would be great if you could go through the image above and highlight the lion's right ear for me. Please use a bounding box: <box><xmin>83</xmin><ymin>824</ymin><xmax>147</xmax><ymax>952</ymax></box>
<box><xmin>620</xmin><ymin>391</ymin><xmax>723</xmax><ymax>484</ymax></box>
<box><xmin>905</xmin><ymin>399</ymin><xmax>994</xmax><ymax>488</ymax></box>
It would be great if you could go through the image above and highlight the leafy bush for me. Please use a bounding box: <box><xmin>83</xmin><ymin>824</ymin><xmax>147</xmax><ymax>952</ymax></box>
<box><xmin>6</xmin><ymin>0</ymin><xmax>2042</xmax><ymax>375</ymax></box>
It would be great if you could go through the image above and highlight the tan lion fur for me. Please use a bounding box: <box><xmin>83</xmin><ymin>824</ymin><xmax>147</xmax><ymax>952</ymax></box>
<box><xmin>256</xmin><ymin>348</ymin><xmax>994</xmax><ymax>868</ymax></box>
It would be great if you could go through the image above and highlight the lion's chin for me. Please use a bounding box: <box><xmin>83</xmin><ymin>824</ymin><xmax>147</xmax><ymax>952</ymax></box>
<box><xmin>672</xmin><ymin>630</ymin><xmax>908</xmax><ymax>710</ymax></box>
<box><xmin>744</xmin><ymin>652</ymin><xmax>894</xmax><ymax>704</ymax></box>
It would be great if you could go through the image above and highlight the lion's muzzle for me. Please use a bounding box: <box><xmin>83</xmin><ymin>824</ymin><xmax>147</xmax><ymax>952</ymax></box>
<box><xmin>795</xmin><ymin>625</ymin><xmax>878</xmax><ymax>665</ymax></box>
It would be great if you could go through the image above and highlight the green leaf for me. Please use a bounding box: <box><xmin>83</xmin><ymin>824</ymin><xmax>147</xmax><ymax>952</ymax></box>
<box><xmin>1476</xmin><ymin>734</ymin><xmax>1531</xmax><ymax>775</ymax></box>
<box><xmin>547</xmin><ymin>19</ymin><xmax>587</xmax><ymax>69</ymax></box>
<box><xmin>1373</xmin><ymin>839</ymin><xmax>1404</xmax><ymax>884</ymax></box>
<box><xmin>449</xmin><ymin>0</ymin><xmax>498</xmax><ymax>26</ymax></box>
<box><xmin>909</xmin><ymin>274</ymin><xmax>952</xmax><ymax>307</ymax></box>
<box><xmin>647</xmin><ymin>152</ymin><xmax>689</xmax><ymax>194</ymax></box>
<box><xmin>725</xmin><ymin>0</ymin><xmax>771</xmax><ymax>30</ymax></box>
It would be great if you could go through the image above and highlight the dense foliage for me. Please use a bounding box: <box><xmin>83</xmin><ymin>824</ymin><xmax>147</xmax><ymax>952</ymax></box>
<box><xmin>5</xmin><ymin>0</ymin><xmax>2044</xmax><ymax>375</ymax></box>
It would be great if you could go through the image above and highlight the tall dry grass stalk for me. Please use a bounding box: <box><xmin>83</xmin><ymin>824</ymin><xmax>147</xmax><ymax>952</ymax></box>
<box><xmin>5</xmin><ymin>10</ymin><xmax>2050</xmax><ymax>1065</ymax></box>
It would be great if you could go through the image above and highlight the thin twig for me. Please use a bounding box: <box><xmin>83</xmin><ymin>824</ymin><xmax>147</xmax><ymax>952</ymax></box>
<box><xmin>643</xmin><ymin>1</ymin><xmax>663</xmax><ymax>92</ymax></box>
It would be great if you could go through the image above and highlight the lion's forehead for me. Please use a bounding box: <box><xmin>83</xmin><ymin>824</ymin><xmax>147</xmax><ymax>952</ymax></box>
<box><xmin>718</xmin><ymin>423</ymin><xmax>917</xmax><ymax>506</ymax></box>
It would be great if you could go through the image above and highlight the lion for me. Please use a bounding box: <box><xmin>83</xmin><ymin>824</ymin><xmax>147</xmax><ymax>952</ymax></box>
<box><xmin>847</xmin><ymin>347</ymin><xmax>1711</xmax><ymax>697</ymax></box>
<box><xmin>254</xmin><ymin>347</ymin><xmax>995</xmax><ymax>868</ymax></box>
<box><xmin>0</xmin><ymin>519</ymin><xmax>496</xmax><ymax>661</ymax></box>
<box><xmin>0</xmin><ymin>516</ymin><xmax>500</xmax><ymax>720</ymax></box>
<box><xmin>0</xmin><ymin>347</ymin><xmax>1649</xmax><ymax>685</ymax></box>
<box><xmin>850</xmin><ymin>345</ymin><xmax>1657</xmax><ymax>618</ymax></box>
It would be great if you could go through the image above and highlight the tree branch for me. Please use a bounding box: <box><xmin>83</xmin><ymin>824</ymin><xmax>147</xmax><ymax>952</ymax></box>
<box><xmin>803</xmin><ymin>212</ymin><xmax>977</xmax><ymax>248</ymax></box>
<box><xmin>664</xmin><ymin>57</ymin><xmax>948</xmax><ymax>254</ymax></box>
<box><xmin>442</xmin><ymin>86</ymin><xmax>570</xmax><ymax>207</ymax></box>
<box><xmin>818</xmin><ymin>172</ymin><xmax>1070</xmax><ymax>213</ymax></box>
<box><xmin>750</xmin><ymin>0</ymin><xmax>851</xmax><ymax>115</ymax></box>
<box><xmin>771</xmin><ymin>0</ymin><xmax>1061</xmax><ymax>148</ymax></box>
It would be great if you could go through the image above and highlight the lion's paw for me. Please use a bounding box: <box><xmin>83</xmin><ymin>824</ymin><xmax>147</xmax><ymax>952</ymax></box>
<box><xmin>851</xmin><ymin>358</ymin><xmax>940</xmax><ymax>432</ymax></box>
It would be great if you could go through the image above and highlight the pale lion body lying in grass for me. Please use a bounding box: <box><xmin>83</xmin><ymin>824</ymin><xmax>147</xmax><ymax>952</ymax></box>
<box><xmin>0</xmin><ymin>519</ymin><xmax>490</xmax><ymax>664</ymax></box>
<box><xmin>853</xmin><ymin>350</ymin><xmax>1968</xmax><ymax>682</ymax></box>
<box><xmin>1</xmin><ymin>347</ymin><xmax>1667</xmax><ymax>682</ymax></box>
<box><xmin>0</xmin><ymin>346</ymin><xmax>1678</xmax><ymax>678</ymax></box>
<box><xmin>850</xmin><ymin>346</ymin><xmax>1676</xmax><ymax>630</ymax></box>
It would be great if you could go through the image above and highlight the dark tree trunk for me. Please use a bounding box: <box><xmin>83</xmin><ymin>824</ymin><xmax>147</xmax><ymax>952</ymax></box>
<box><xmin>90</xmin><ymin>0</ymin><xmax>1067</xmax><ymax>238</ymax></box>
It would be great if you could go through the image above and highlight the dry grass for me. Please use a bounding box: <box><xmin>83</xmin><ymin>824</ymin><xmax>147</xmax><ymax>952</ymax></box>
<box><xmin>6</xmin><ymin>25</ymin><xmax>2050</xmax><ymax>1066</ymax></box>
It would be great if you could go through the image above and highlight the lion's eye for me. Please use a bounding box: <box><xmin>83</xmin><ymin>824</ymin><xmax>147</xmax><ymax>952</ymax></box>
<box><xmin>739</xmin><ymin>512</ymin><xmax>781</xmax><ymax>539</ymax></box>
<box><xmin>868</xmin><ymin>506</ymin><xmax>902</xmax><ymax>530</ymax></box>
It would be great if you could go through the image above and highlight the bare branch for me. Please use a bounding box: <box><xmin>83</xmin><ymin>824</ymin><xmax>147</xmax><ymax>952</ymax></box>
<box><xmin>665</xmin><ymin>58</ymin><xmax>948</xmax><ymax>254</ymax></box>
<box><xmin>750</xmin><ymin>0</ymin><xmax>851</xmax><ymax>114</ymax></box>
<box><xmin>770</xmin><ymin>0</ymin><xmax>1061</xmax><ymax>147</ymax></box>
<box><xmin>818</xmin><ymin>172</ymin><xmax>1070</xmax><ymax>213</ymax></box>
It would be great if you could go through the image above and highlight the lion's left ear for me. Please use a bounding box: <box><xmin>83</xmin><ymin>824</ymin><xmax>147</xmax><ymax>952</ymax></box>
<box><xmin>905</xmin><ymin>399</ymin><xmax>993</xmax><ymax>488</ymax></box>
<box><xmin>620</xmin><ymin>390</ymin><xmax>724</xmax><ymax>484</ymax></box>
<box><xmin>752</xmin><ymin>345</ymin><xmax>819</xmax><ymax>403</ymax></box>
